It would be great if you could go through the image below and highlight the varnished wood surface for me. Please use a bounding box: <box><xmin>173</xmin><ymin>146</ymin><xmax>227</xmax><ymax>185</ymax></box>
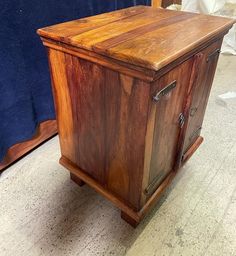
<box><xmin>48</xmin><ymin>48</ymin><xmax>150</xmax><ymax>210</ymax></box>
<box><xmin>182</xmin><ymin>39</ymin><xmax>222</xmax><ymax>153</ymax></box>
<box><xmin>37</xmin><ymin>6</ymin><xmax>235</xmax><ymax>71</ymax></box>
<box><xmin>182</xmin><ymin>136</ymin><xmax>204</xmax><ymax>163</ymax></box>
<box><xmin>46</xmin><ymin>39</ymin><xmax>223</xmax><ymax>224</ymax></box>
<box><xmin>63</xmin><ymin>131</ymin><xmax>203</xmax><ymax>228</ymax></box>
<box><xmin>43</xmin><ymin>37</ymin><xmax>156</xmax><ymax>82</ymax></box>
<box><xmin>41</xmin><ymin>30</ymin><xmax>227</xmax><ymax>84</ymax></box>
<box><xmin>144</xmin><ymin>58</ymin><xmax>193</xmax><ymax>199</ymax></box>
<box><xmin>2</xmin><ymin>53</ymin><xmax>236</xmax><ymax>250</ymax></box>
<box><xmin>0</xmin><ymin>120</ymin><xmax>57</xmax><ymax>172</ymax></box>
<box><xmin>39</xmin><ymin>6</ymin><xmax>234</xmax><ymax>226</ymax></box>
<box><xmin>152</xmin><ymin>0</ymin><xmax>162</xmax><ymax>7</ymax></box>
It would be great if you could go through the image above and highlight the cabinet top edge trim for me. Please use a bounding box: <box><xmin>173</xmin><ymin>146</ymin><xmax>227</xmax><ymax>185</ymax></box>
<box><xmin>37</xmin><ymin>6</ymin><xmax>235</xmax><ymax>72</ymax></box>
<box><xmin>42</xmin><ymin>30</ymin><xmax>225</xmax><ymax>83</ymax></box>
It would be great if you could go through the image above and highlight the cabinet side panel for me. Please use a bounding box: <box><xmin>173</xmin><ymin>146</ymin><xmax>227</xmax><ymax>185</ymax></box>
<box><xmin>48</xmin><ymin>49</ymin><xmax>76</xmax><ymax>162</ymax></box>
<box><xmin>48</xmin><ymin>49</ymin><xmax>106</xmax><ymax>183</ymax></box>
<box><xmin>105</xmin><ymin>72</ymin><xmax>150</xmax><ymax>210</ymax></box>
<box><xmin>65</xmin><ymin>54</ymin><xmax>106</xmax><ymax>184</ymax></box>
<box><xmin>48</xmin><ymin>49</ymin><xmax>150</xmax><ymax>210</ymax></box>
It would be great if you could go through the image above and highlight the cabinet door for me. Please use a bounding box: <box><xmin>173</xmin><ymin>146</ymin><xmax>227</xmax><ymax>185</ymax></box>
<box><xmin>144</xmin><ymin>58</ymin><xmax>193</xmax><ymax>197</ymax></box>
<box><xmin>182</xmin><ymin>39</ymin><xmax>223</xmax><ymax>155</ymax></box>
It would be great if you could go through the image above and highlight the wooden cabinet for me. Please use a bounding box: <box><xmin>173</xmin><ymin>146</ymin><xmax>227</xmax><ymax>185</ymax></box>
<box><xmin>38</xmin><ymin>6</ymin><xmax>235</xmax><ymax>226</ymax></box>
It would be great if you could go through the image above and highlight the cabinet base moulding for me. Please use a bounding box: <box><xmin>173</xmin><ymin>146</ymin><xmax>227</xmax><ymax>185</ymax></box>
<box><xmin>182</xmin><ymin>136</ymin><xmax>204</xmax><ymax>163</ymax></box>
<box><xmin>63</xmin><ymin>136</ymin><xmax>203</xmax><ymax>227</ymax></box>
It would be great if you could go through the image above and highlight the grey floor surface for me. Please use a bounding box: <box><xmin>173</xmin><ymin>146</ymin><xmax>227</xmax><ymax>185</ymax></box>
<box><xmin>0</xmin><ymin>55</ymin><xmax>236</xmax><ymax>256</ymax></box>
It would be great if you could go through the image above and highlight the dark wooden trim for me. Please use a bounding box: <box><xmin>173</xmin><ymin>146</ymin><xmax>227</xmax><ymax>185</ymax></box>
<box><xmin>0</xmin><ymin>120</ymin><xmax>57</xmax><ymax>172</ymax></box>
<box><xmin>42</xmin><ymin>38</ymin><xmax>156</xmax><ymax>82</ymax></box>
<box><xmin>182</xmin><ymin>136</ymin><xmax>204</xmax><ymax>163</ymax></box>
<box><xmin>40</xmin><ymin>28</ymin><xmax>230</xmax><ymax>83</ymax></box>
<box><xmin>121</xmin><ymin>211</ymin><xmax>139</xmax><ymax>227</ymax></box>
<box><xmin>70</xmin><ymin>173</ymin><xmax>85</xmax><ymax>186</ymax></box>
<box><xmin>174</xmin><ymin>53</ymin><xmax>203</xmax><ymax>169</ymax></box>
<box><xmin>38</xmin><ymin>10</ymin><xmax>234</xmax><ymax>74</ymax></box>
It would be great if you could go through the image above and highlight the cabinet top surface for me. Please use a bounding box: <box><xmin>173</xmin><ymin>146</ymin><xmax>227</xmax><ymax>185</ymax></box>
<box><xmin>38</xmin><ymin>6</ymin><xmax>235</xmax><ymax>71</ymax></box>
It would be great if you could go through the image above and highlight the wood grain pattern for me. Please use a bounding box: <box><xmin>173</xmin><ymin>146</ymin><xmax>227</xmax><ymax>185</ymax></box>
<box><xmin>38</xmin><ymin>6</ymin><xmax>147</xmax><ymax>41</ymax></box>
<box><xmin>41</xmin><ymin>29</ymin><xmax>229</xmax><ymax>84</ymax></box>
<box><xmin>0</xmin><ymin>120</ymin><xmax>57</xmax><ymax>172</ymax></box>
<box><xmin>48</xmin><ymin>49</ymin><xmax>150</xmax><ymax>210</ymax></box>
<box><xmin>38</xmin><ymin>6</ymin><xmax>234</xmax><ymax>226</ymax></box>
<box><xmin>182</xmin><ymin>136</ymin><xmax>204</xmax><ymax>163</ymax></box>
<box><xmin>105</xmin><ymin>72</ymin><xmax>150</xmax><ymax>210</ymax></box>
<box><xmin>91</xmin><ymin>11</ymin><xmax>192</xmax><ymax>51</ymax></box>
<box><xmin>48</xmin><ymin>49</ymin><xmax>76</xmax><ymax>163</ymax></box>
<box><xmin>182</xmin><ymin>39</ymin><xmax>223</xmax><ymax>154</ymax></box>
<box><xmin>144</xmin><ymin>58</ymin><xmax>193</xmax><ymax>199</ymax></box>
<box><xmin>152</xmin><ymin>0</ymin><xmax>162</xmax><ymax>8</ymax></box>
<box><xmin>42</xmin><ymin>38</ymin><xmax>156</xmax><ymax>82</ymax></box>
<box><xmin>65</xmin><ymin>55</ymin><xmax>106</xmax><ymax>184</ymax></box>
<box><xmin>61</xmin><ymin>133</ymin><xmax>203</xmax><ymax>228</ymax></box>
<box><xmin>37</xmin><ymin>6</ymin><xmax>235</xmax><ymax>71</ymax></box>
<box><xmin>174</xmin><ymin>53</ymin><xmax>203</xmax><ymax>169</ymax></box>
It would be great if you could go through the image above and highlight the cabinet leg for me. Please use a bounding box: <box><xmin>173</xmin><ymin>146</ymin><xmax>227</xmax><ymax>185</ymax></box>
<box><xmin>121</xmin><ymin>211</ymin><xmax>139</xmax><ymax>228</ymax></box>
<box><xmin>70</xmin><ymin>173</ymin><xmax>85</xmax><ymax>187</ymax></box>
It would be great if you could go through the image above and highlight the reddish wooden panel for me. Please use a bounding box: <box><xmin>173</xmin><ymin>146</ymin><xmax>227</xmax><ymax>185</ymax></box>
<box><xmin>66</xmin><ymin>56</ymin><xmax>106</xmax><ymax>184</ymax></box>
<box><xmin>38</xmin><ymin>6</ymin><xmax>235</xmax><ymax>72</ymax></box>
<box><xmin>183</xmin><ymin>39</ymin><xmax>223</xmax><ymax>153</ymax></box>
<box><xmin>49</xmin><ymin>49</ymin><xmax>150</xmax><ymax>209</ymax></box>
<box><xmin>48</xmin><ymin>49</ymin><xmax>76</xmax><ymax>163</ymax></box>
<box><xmin>144</xmin><ymin>58</ymin><xmax>193</xmax><ymax>197</ymax></box>
<box><xmin>104</xmin><ymin>71</ymin><xmax>150</xmax><ymax>210</ymax></box>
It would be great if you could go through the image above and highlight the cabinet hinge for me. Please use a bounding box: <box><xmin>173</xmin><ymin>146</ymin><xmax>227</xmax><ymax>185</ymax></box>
<box><xmin>178</xmin><ymin>113</ymin><xmax>185</xmax><ymax>128</ymax></box>
<box><xmin>207</xmin><ymin>49</ymin><xmax>221</xmax><ymax>63</ymax></box>
<box><xmin>144</xmin><ymin>172</ymin><xmax>165</xmax><ymax>196</ymax></box>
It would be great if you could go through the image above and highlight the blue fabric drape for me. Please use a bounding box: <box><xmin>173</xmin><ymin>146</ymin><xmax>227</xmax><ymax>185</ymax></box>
<box><xmin>0</xmin><ymin>0</ymin><xmax>151</xmax><ymax>161</ymax></box>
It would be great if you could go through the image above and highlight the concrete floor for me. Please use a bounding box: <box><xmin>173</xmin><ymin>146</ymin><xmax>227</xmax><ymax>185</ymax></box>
<box><xmin>0</xmin><ymin>55</ymin><xmax>236</xmax><ymax>256</ymax></box>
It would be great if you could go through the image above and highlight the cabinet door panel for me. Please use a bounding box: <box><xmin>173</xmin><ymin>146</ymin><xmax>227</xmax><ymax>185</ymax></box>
<box><xmin>145</xmin><ymin>58</ymin><xmax>193</xmax><ymax>197</ymax></box>
<box><xmin>183</xmin><ymin>39</ymin><xmax>223</xmax><ymax>153</ymax></box>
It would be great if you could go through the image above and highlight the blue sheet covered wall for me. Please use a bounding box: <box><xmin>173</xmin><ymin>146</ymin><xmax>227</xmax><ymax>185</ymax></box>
<box><xmin>0</xmin><ymin>0</ymin><xmax>151</xmax><ymax>161</ymax></box>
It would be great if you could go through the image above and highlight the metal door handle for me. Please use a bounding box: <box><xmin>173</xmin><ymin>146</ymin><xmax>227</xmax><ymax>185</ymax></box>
<box><xmin>153</xmin><ymin>80</ymin><xmax>177</xmax><ymax>102</ymax></box>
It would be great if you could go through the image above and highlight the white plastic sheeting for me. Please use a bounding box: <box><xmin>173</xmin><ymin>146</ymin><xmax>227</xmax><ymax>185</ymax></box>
<box><xmin>181</xmin><ymin>0</ymin><xmax>236</xmax><ymax>55</ymax></box>
<box><xmin>216</xmin><ymin>91</ymin><xmax>236</xmax><ymax>109</ymax></box>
